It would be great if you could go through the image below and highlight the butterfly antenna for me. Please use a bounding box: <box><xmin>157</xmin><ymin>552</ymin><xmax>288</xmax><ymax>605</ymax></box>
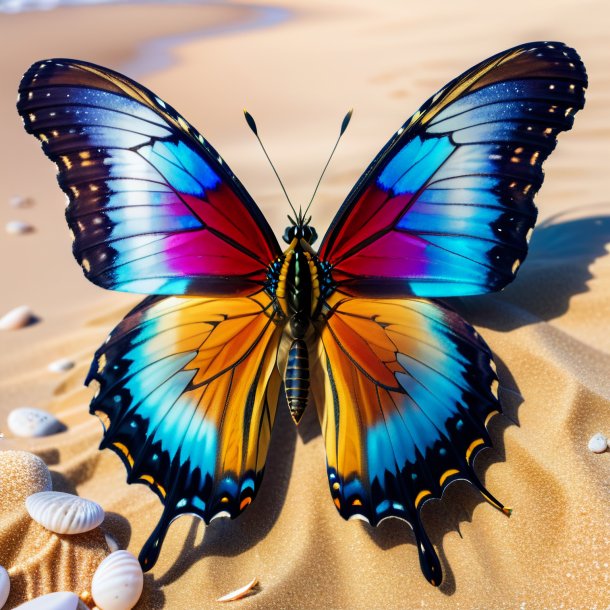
<box><xmin>244</xmin><ymin>109</ymin><xmax>298</xmax><ymax>221</ymax></box>
<box><xmin>302</xmin><ymin>108</ymin><xmax>353</xmax><ymax>219</ymax></box>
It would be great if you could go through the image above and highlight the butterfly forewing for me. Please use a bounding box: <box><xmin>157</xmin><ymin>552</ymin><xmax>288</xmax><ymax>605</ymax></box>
<box><xmin>319</xmin><ymin>41</ymin><xmax>587</xmax><ymax>297</ymax></box>
<box><xmin>17</xmin><ymin>59</ymin><xmax>281</xmax><ymax>297</ymax></box>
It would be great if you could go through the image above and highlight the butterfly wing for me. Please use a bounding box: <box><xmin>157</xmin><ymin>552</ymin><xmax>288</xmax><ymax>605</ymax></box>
<box><xmin>86</xmin><ymin>292</ymin><xmax>283</xmax><ymax>570</ymax></box>
<box><xmin>311</xmin><ymin>294</ymin><xmax>505</xmax><ymax>585</ymax></box>
<box><xmin>318</xmin><ymin>42</ymin><xmax>587</xmax><ymax>297</ymax></box>
<box><xmin>17</xmin><ymin>59</ymin><xmax>280</xmax><ymax>296</ymax></box>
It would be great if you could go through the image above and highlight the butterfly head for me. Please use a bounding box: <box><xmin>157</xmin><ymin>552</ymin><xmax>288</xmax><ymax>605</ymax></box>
<box><xmin>282</xmin><ymin>220</ymin><xmax>318</xmax><ymax>245</ymax></box>
<box><xmin>244</xmin><ymin>107</ymin><xmax>351</xmax><ymax>249</ymax></box>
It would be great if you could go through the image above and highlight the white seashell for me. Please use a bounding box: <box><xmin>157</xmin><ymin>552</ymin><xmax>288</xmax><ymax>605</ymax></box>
<box><xmin>5</xmin><ymin>220</ymin><xmax>34</xmax><ymax>234</ymax></box>
<box><xmin>91</xmin><ymin>550</ymin><xmax>143</xmax><ymax>610</ymax></box>
<box><xmin>217</xmin><ymin>577</ymin><xmax>259</xmax><ymax>602</ymax></box>
<box><xmin>26</xmin><ymin>491</ymin><xmax>104</xmax><ymax>534</ymax></box>
<box><xmin>0</xmin><ymin>305</ymin><xmax>37</xmax><ymax>330</ymax></box>
<box><xmin>15</xmin><ymin>591</ymin><xmax>78</xmax><ymax>610</ymax></box>
<box><xmin>13</xmin><ymin>592</ymin><xmax>79</xmax><ymax>610</ymax></box>
<box><xmin>104</xmin><ymin>532</ymin><xmax>120</xmax><ymax>552</ymax></box>
<box><xmin>0</xmin><ymin>565</ymin><xmax>9</xmax><ymax>609</ymax></box>
<box><xmin>48</xmin><ymin>357</ymin><xmax>75</xmax><ymax>373</ymax></box>
<box><xmin>588</xmin><ymin>432</ymin><xmax>608</xmax><ymax>454</ymax></box>
<box><xmin>9</xmin><ymin>195</ymin><xmax>34</xmax><ymax>208</ymax></box>
<box><xmin>7</xmin><ymin>407</ymin><xmax>63</xmax><ymax>437</ymax></box>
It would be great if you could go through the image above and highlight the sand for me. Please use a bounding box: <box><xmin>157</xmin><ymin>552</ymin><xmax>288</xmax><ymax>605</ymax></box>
<box><xmin>1</xmin><ymin>0</ymin><xmax>609</xmax><ymax>608</ymax></box>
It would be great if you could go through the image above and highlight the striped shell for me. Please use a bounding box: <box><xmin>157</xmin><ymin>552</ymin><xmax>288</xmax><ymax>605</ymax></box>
<box><xmin>25</xmin><ymin>491</ymin><xmax>104</xmax><ymax>534</ymax></box>
<box><xmin>13</xmin><ymin>592</ymin><xmax>79</xmax><ymax>610</ymax></box>
<box><xmin>91</xmin><ymin>551</ymin><xmax>143</xmax><ymax>610</ymax></box>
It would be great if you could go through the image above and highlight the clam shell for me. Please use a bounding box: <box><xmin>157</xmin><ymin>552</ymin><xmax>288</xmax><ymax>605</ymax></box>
<box><xmin>5</xmin><ymin>220</ymin><xmax>34</xmax><ymax>234</ymax></box>
<box><xmin>14</xmin><ymin>592</ymin><xmax>79</xmax><ymax>610</ymax></box>
<box><xmin>217</xmin><ymin>577</ymin><xmax>259</xmax><ymax>602</ymax></box>
<box><xmin>26</xmin><ymin>491</ymin><xmax>104</xmax><ymax>535</ymax></box>
<box><xmin>0</xmin><ymin>566</ymin><xmax>9</xmax><ymax>609</ymax></box>
<box><xmin>588</xmin><ymin>432</ymin><xmax>608</xmax><ymax>454</ymax></box>
<box><xmin>7</xmin><ymin>407</ymin><xmax>63</xmax><ymax>437</ymax></box>
<box><xmin>48</xmin><ymin>357</ymin><xmax>75</xmax><ymax>373</ymax></box>
<box><xmin>0</xmin><ymin>305</ymin><xmax>36</xmax><ymax>330</ymax></box>
<box><xmin>91</xmin><ymin>551</ymin><xmax>143</xmax><ymax>610</ymax></box>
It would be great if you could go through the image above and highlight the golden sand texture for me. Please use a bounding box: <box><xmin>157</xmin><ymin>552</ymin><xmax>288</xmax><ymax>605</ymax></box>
<box><xmin>0</xmin><ymin>0</ymin><xmax>609</xmax><ymax>608</ymax></box>
<box><xmin>0</xmin><ymin>451</ymin><xmax>109</xmax><ymax>607</ymax></box>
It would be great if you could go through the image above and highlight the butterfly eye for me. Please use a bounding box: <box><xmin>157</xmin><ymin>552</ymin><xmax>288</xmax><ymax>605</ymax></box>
<box><xmin>307</xmin><ymin>226</ymin><xmax>318</xmax><ymax>245</ymax></box>
<box><xmin>282</xmin><ymin>226</ymin><xmax>295</xmax><ymax>244</ymax></box>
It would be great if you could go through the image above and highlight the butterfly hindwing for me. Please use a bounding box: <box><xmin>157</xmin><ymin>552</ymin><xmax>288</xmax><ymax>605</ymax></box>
<box><xmin>319</xmin><ymin>41</ymin><xmax>587</xmax><ymax>297</ymax></box>
<box><xmin>312</xmin><ymin>294</ymin><xmax>507</xmax><ymax>585</ymax></box>
<box><xmin>17</xmin><ymin>59</ymin><xmax>281</xmax><ymax>296</ymax></box>
<box><xmin>86</xmin><ymin>293</ymin><xmax>283</xmax><ymax>569</ymax></box>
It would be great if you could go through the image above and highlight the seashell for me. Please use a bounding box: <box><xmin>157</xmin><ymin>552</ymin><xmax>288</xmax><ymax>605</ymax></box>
<box><xmin>7</xmin><ymin>407</ymin><xmax>63</xmax><ymax>437</ymax></box>
<box><xmin>217</xmin><ymin>577</ymin><xmax>259</xmax><ymax>602</ymax></box>
<box><xmin>14</xmin><ymin>592</ymin><xmax>79</xmax><ymax>610</ymax></box>
<box><xmin>48</xmin><ymin>357</ymin><xmax>75</xmax><ymax>373</ymax></box>
<box><xmin>588</xmin><ymin>432</ymin><xmax>608</xmax><ymax>454</ymax></box>
<box><xmin>0</xmin><ymin>566</ymin><xmax>9</xmax><ymax>609</ymax></box>
<box><xmin>9</xmin><ymin>195</ymin><xmax>34</xmax><ymax>208</ymax></box>
<box><xmin>91</xmin><ymin>551</ymin><xmax>143</xmax><ymax>610</ymax></box>
<box><xmin>0</xmin><ymin>305</ymin><xmax>37</xmax><ymax>330</ymax></box>
<box><xmin>104</xmin><ymin>532</ymin><xmax>120</xmax><ymax>552</ymax></box>
<box><xmin>5</xmin><ymin>220</ymin><xmax>34</xmax><ymax>234</ymax></box>
<box><xmin>26</xmin><ymin>491</ymin><xmax>104</xmax><ymax>534</ymax></box>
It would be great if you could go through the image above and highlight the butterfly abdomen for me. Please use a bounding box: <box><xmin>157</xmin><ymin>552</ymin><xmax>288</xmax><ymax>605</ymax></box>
<box><xmin>285</xmin><ymin>338</ymin><xmax>309</xmax><ymax>424</ymax></box>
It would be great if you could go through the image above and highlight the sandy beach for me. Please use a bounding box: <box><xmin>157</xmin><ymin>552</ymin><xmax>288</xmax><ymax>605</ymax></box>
<box><xmin>1</xmin><ymin>0</ymin><xmax>609</xmax><ymax>607</ymax></box>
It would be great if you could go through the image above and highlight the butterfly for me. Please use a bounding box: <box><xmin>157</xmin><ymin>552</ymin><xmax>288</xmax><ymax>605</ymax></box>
<box><xmin>17</xmin><ymin>41</ymin><xmax>586</xmax><ymax>585</ymax></box>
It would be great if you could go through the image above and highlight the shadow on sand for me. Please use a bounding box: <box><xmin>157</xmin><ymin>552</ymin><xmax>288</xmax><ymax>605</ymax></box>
<box><xmin>453</xmin><ymin>212</ymin><xmax>610</xmax><ymax>331</ymax></box>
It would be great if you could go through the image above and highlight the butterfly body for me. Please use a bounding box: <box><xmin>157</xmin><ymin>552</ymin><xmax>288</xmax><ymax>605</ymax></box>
<box><xmin>268</xmin><ymin>222</ymin><xmax>330</xmax><ymax>422</ymax></box>
<box><xmin>17</xmin><ymin>42</ymin><xmax>586</xmax><ymax>585</ymax></box>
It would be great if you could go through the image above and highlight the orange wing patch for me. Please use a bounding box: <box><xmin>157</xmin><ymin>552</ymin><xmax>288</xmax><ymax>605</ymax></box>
<box><xmin>312</xmin><ymin>294</ymin><xmax>509</xmax><ymax>585</ymax></box>
<box><xmin>88</xmin><ymin>292</ymin><xmax>284</xmax><ymax>570</ymax></box>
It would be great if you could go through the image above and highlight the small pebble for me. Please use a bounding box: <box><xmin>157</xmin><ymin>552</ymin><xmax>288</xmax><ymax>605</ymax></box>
<box><xmin>14</xmin><ymin>592</ymin><xmax>79</xmax><ymax>610</ymax></box>
<box><xmin>7</xmin><ymin>407</ymin><xmax>64</xmax><ymax>438</ymax></box>
<box><xmin>9</xmin><ymin>195</ymin><xmax>34</xmax><ymax>208</ymax></box>
<box><xmin>0</xmin><ymin>305</ymin><xmax>37</xmax><ymax>330</ymax></box>
<box><xmin>5</xmin><ymin>220</ymin><xmax>34</xmax><ymax>234</ymax></box>
<box><xmin>588</xmin><ymin>433</ymin><xmax>608</xmax><ymax>454</ymax></box>
<box><xmin>48</xmin><ymin>358</ymin><xmax>75</xmax><ymax>373</ymax></box>
<box><xmin>0</xmin><ymin>565</ymin><xmax>10</xmax><ymax>609</ymax></box>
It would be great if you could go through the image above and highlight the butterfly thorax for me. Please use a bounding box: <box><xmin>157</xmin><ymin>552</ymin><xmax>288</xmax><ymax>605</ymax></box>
<box><xmin>277</xmin><ymin>238</ymin><xmax>317</xmax><ymax>331</ymax></box>
<box><xmin>267</xmin><ymin>227</ymin><xmax>332</xmax><ymax>424</ymax></box>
